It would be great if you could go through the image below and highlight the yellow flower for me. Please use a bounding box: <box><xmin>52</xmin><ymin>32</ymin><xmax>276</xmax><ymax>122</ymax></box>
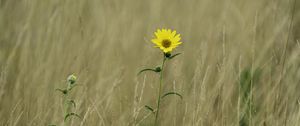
<box><xmin>151</xmin><ymin>29</ymin><xmax>182</xmax><ymax>53</ymax></box>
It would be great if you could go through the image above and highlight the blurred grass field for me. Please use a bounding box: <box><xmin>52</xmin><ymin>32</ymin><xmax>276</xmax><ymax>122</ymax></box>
<box><xmin>0</xmin><ymin>0</ymin><xmax>300</xmax><ymax>125</ymax></box>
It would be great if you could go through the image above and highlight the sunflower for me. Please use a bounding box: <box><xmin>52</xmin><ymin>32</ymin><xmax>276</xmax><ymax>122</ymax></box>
<box><xmin>151</xmin><ymin>29</ymin><xmax>182</xmax><ymax>53</ymax></box>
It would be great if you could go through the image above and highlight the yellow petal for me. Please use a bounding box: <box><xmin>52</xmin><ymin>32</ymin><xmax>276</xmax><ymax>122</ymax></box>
<box><xmin>167</xmin><ymin>29</ymin><xmax>171</xmax><ymax>34</ymax></box>
<box><xmin>154</xmin><ymin>32</ymin><xmax>160</xmax><ymax>38</ymax></box>
<box><xmin>152</xmin><ymin>39</ymin><xmax>162</xmax><ymax>45</ymax></box>
<box><xmin>173</xmin><ymin>34</ymin><xmax>181</xmax><ymax>42</ymax></box>
<box><xmin>171</xmin><ymin>30</ymin><xmax>176</xmax><ymax>37</ymax></box>
<box><xmin>157</xmin><ymin>29</ymin><xmax>162</xmax><ymax>33</ymax></box>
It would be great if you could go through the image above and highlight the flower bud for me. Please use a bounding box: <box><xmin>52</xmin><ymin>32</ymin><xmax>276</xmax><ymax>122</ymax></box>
<box><xmin>155</xmin><ymin>67</ymin><xmax>162</xmax><ymax>72</ymax></box>
<box><xmin>63</xmin><ymin>89</ymin><xmax>68</xmax><ymax>94</ymax></box>
<box><xmin>67</xmin><ymin>74</ymin><xmax>77</xmax><ymax>85</ymax></box>
<box><xmin>164</xmin><ymin>52</ymin><xmax>171</xmax><ymax>58</ymax></box>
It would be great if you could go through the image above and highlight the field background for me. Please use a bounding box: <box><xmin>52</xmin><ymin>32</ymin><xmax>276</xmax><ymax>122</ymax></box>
<box><xmin>0</xmin><ymin>0</ymin><xmax>300</xmax><ymax>125</ymax></box>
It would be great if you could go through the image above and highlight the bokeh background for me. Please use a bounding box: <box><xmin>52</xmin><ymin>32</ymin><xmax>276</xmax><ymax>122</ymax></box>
<box><xmin>0</xmin><ymin>0</ymin><xmax>300</xmax><ymax>125</ymax></box>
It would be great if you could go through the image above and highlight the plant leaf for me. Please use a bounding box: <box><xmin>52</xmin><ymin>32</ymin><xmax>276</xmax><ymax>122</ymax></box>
<box><xmin>68</xmin><ymin>100</ymin><xmax>76</xmax><ymax>108</ymax></box>
<box><xmin>137</xmin><ymin>68</ymin><xmax>156</xmax><ymax>75</ymax></box>
<box><xmin>48</xmin><ymin>125</ymin><xmax>56</xmax><ymax>126</ymax></box>
<box><xmin>168</xmin><ymin>53</ymin><xmax>182</xmax><ymax>59</ymax></box>
<box><xmin>64</xmin><ymin>113</ymin><xmax>81</xmax><ymax>121</ymax></box>
<box><xmin>144</xmin><ymin>105</ymin><xmax>155</xmax><ymax>113</ymax></box>
<box><xmin>68</xmin><ymin>84</ymin><xmax>78</xmax><ymax>91</ymax></box>
<box><xmin>161</xmin><ymin>92</ymin><xmax>183</xmax><ymax>99</ymax></box>
<box><xmin>55</xmin><ymin>88</ymin><xmax>67</xmax><ymax>94</ymax></box>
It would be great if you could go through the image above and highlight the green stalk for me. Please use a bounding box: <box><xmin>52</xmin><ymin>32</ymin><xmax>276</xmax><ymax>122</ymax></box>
<box><xmin>154</xmin><ymin>55</ymin><xmax>166</xmax><ymax>126</ymax></box>
<box><xmin>63</xmin><ymin>96</ymin><xmax>66</xmax><ymax>126</ymax></box>
<box><xmin>64</xmin><ymin>84</ymin><xmax>71</xmax><ymax>126</ymax></box>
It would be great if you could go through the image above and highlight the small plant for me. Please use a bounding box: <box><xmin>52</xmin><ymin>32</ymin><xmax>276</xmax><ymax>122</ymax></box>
<box><xmin>50</xmin><ymin>74</ymin><xmax>81</xmax><ymax>126</ymax></box>
<box><xmin>138</xmin><ymin>28</ymin><xmax>183</xmax><ymax>125</ymax></box>
<box><xmin>239</xmin><ymin>68</ymin><xmax>261</xmax><ymax>126</ymax></box>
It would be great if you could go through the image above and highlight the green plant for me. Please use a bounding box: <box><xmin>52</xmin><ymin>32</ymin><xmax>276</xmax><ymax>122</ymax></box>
<box><xmin>50</xmin><ymin>74</ymin><xmax>81</xmax><ymax>126</ymax></box>
<box><xmin>138</xmin><ymin>28</ymin><xmax>183</xmax><ymax>126</ymax></box>
<box><xmin>239</xmin><ymin>68</ymin><xmax>261</xmax><ymax>126</ymax></box>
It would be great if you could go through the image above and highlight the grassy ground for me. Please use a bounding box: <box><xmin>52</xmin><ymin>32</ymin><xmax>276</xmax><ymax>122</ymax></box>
<box><xmin>0</xmin><ymin>0</ymin><xmax>300</xmax><ymax>125</ymax></box>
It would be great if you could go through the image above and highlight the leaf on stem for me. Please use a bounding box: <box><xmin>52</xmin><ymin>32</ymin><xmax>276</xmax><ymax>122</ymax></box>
<box><xmin>68</xmin><ymin>100</ymin><xmax>76</xmax><ymax>108</ymax></box>
<box><xmin>64</xmin><ymin>113</ymin><xmax>81</xmax><ymax>121</ymax></box>
<box><xmin>144</xmin><ymin>105</ymin><xmax>155</xmax><ymax>113</ymax></box>
<box><xmin>55</xmin><ymin>88</ymin><xmax>67</xmax><ymax>95</ymax></box>
<box><xmin>137</xmin><ymin>68</ymin><xmax>160</xmax><ymax>75</ymax></box>
<box><xmin>68</xmin><ymin>84</ymin><xmax>78</xmax><ymax>91</ymax></box>
<box><xmin>161</xmin><ymin>92</ymin><xmax>183</xmax><ymax>99</ymax></box>
<box><xmin>167</xmin><ymin>53</ymin><xmax>182</xmax><ymax>59</ymax></box>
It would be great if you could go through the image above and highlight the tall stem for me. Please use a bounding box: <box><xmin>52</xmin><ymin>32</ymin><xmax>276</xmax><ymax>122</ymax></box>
<box><xmin>64</xmin><ymin>94</ymin><xmax>68</xmax><ymax>126</ymax></box>
<box><xmin>64</xmin><ymin>84</ymin><xmax>71</xmax><ymax>126</ymax></box>
<box><xmin>155</xmin><ymin>55</ymin><xmax>166</xmax><ymax>126</ymax></box>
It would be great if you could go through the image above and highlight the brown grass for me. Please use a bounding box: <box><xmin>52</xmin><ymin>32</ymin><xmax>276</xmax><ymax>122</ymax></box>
<box><xmin>0</xmin><ymin>0</ymin><xmax>300</xmax><ymax>125</ymax></box>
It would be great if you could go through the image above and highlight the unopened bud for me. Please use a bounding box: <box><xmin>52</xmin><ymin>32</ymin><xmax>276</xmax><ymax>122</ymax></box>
<box><xmin>67</xmin><ymin>74</ymin><xmax>77</xmax><ymax>85</ymax></box>
<box><xmin>155</xmin><ymin>67</ymin><xmax>161</xmax><ymax>72</ymax></box>
<box><xmin>164</xmin><ymin>52</ymin><xmax>171</xmax><ymax>58</ymax></box>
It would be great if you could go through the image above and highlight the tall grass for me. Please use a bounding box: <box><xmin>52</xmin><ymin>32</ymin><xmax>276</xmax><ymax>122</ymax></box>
<box><xmin>0</xmin><ymin>0</ymin><xmax>299</xmax><ymax>125</ymax></box>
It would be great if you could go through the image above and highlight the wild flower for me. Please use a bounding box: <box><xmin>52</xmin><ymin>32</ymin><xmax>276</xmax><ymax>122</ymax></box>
<box><xmin>50</xmin><ymin>74</ymin><xmax>81</xmax><ymax>126</ymax></box>
<box><xmin>151</xmin><ymin>29</ymin><xmax>182</xmax><ymax>53</ymax></box>
<box><xmin>138</xmin><ymin>28</ymin><xmax>183</xmax><ymax>126</ymax></box>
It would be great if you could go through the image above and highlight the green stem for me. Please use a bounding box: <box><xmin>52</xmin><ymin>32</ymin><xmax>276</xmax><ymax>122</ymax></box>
<box><xmin>64</xmin><ymin>84</ymin><xmax>71</xmax><ymax>126</ymax></box>
<box><xmin>63</xmin><ymin>94</ymin><xmax>67</xmax><ymax>126</ymax></box>
<box><xmin>154</xmin><ymin>55</ymin><xmax>166</xmax><ymax>126</ymax></box>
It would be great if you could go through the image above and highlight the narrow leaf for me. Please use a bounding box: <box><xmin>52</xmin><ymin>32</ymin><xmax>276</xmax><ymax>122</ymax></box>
<box><xmin>68</xmin><ymin>100</ymin><xmax>76</xmax><ymax>108</ymax></box>
<box><xmin>161</xmin><ymin>92</ymin><xmax>183</xmax><ymax>99</ymax></box>
<box><xmin>144</xmin><ymin>105</ymin><xmax>155</xmax><ymax>113</ymax></box>
<box><xmin>168</xmin><ymin>53</ymin><xmax>182</xmax><ymax>59</ymax></box>
<box><xmin>68</xmin><ymin>84</ymin><xmax>78</xmax><ymax>91</ymax></box>
<box><xmin>137</xmin><ymin>68</ymin><xmax>156</xmax><ymax>75</ymax></box>
<box><xmin>64</xmin><ymin>113</ymin><xmax>81</xmax><ymax>121</ymax></box>
<box><xmin>55</xmin><ymin>88</ymin><xmax>67</xmax><ymax>94</ymax></box>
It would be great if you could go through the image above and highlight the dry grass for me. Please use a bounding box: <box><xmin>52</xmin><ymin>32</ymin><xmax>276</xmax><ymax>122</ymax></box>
<box><xmin>0</xmin><ymin>0</ymin><xmax>300</xmax><ymax>125</ymax></box>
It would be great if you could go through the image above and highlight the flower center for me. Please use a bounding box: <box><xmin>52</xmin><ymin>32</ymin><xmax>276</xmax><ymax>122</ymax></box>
<box><xmin>162</xmin><ymin>39</ymin><xmax>171</xmax><ymax>48</ymax></box>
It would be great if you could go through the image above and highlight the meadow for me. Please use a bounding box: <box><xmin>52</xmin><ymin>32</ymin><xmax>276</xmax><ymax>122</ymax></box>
<box><xmin>0</xmin><ymin>0</ymin><xmax>300</xmax><ymax>125</ymax></box>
